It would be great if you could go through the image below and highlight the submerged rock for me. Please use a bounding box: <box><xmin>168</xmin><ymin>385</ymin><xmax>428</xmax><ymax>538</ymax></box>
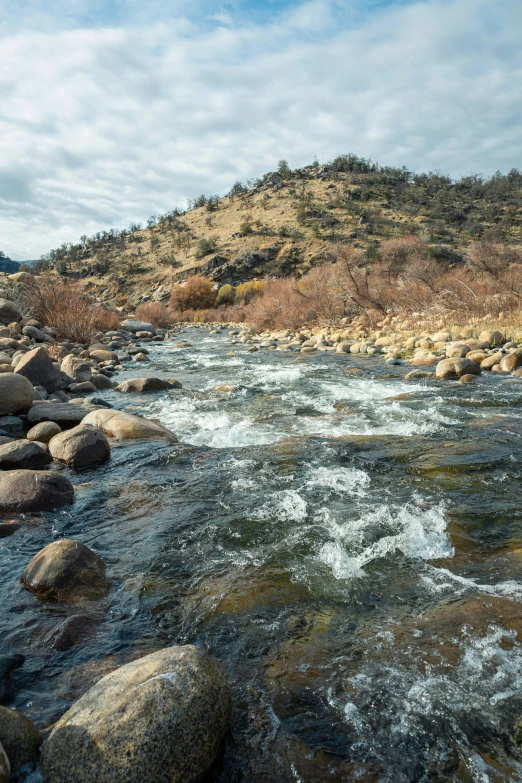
<box><xmin>40</xmin><ymin>645</ymin><xmax>231</xmax><ymax>783</ymax></box>
<box><xmin>82</xmin><ymin>409</ymin><xmax>178</xmax><ymax>442</ymax></box>
<box><xmin>0</xmin><ymin>706</ymin><xmax>42</xmax><ymax>777</ymax></box>
<box><xmin>21</xmin><ymin>539</ymin><xmax>107</xmax><ymax>601</ymax></box>
<box><xmin>0</xmin><ymin>470</ymin><xmax>74</xmax><ymax>513</ymax></box>
<box><xmin>114</xmin><ymin>377</ymin><xmax>181</xmax><ymax>393</ymax></box>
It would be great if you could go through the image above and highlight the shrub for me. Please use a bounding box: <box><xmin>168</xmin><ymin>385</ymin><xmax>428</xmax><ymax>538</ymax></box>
<box><xmin>216</xmin><ymin>284</ymin><xmax>235</xmax><ymax>306</ymax></box>
<box><xmin>23</xmin><ymin>278</ymin><xmax>102</xmax><ymax>342</ymax></box>
<box><xmin>169</xmin><ymin>276</ymin><xmax>216</xmax><ymax>311</ymax></box>
<box><xmin>135</xmin><ymin>302</ymin><xmax>172</xmax><ymax>328</ymax></box>
<box><xmin>195</xmin><ymin>237</ymin><xmax>217</xmax><ymax>259</ymax></box>
<box><xmin>278</xmin><ymin>159</ymin><xmax>291</xmax><ymax>180</ymax></box>
<box><xmin>92</xmin><ymin>307</ymin><xmax>121</xmax><ymax>332</ymax></box>
<box><xmin>239</xmin><ymin>221</ymin><xmax>253</xmax><ymax>236</ymax></box>
<box><xmin>235</xmin><ymin>280</ymin><xmax>265</xmax><ymax>304</ymax></box>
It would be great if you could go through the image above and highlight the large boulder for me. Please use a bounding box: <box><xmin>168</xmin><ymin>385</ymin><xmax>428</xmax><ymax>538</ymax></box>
<box><xmin>91</xmin><ymin>374</ymin><xmax>115</xmax><ymax>390</ymax></box>
<box><xmin>49</xmin><ymin>425</ymin><xmax>110</xmax><ymax>468</ymax></box>
<box><xmin>0</xmin><ymin>374</ymin><xmax>35</xmax><ymax>415</ymax></box>
<box><xmin>40</xmin><ymin>646</ymin><xmax>231</xmax><ymax>783</ymax></box>
<box><xmin>119</xmin><ymin>318</ymin><xmax>156</xmax><ymax>335</ymax></box>
<box><xmin>82</xmin><ymin>409</ymin><xmax>178</xmax><ymax>442</ymax></box>
<box><xmin>0</xmin><ymin>300</ymin><xmax>22</xmax><ymax>325</ymax></box>
<box><xmin>479</xmin><ymin>330</ymin><xmax>503</xmax><ymax>346</ymax></box>
<box><xmin>0</xmin><ymin>439</ymin><xmax>50</xmax><ymax>469</ymax></box>
<box><xmin>435</xmin><ymin>358</ymin><xmax>481</xmax><ymax>380</ymax></box>
<box><xmin>114</xmin><ymin>378</ymin><xmax>181</xmax><ymax>393</ymax></box>
<box><xmin>14</xmin><ymin>347</ymin><xmax>62</xmax><ymax>393</ymax></box>
<box><xmin>61</xmin><ymin>355</ymin><xmax>92</xmax><ymax>383</ymax></box>
<box><xmin>0</xmin><ymin>470</ymin><xmax>74</xmax><ymax>513</ymax></box>
<box><xmin>20</xmin><ymin>539</ymin><xmax>107</xmax><ymax>601</ymax></box>
<box><xmin>0</xmin><ymin>706</ymin><xmax>42</xmax><ymax>777</ymax></box>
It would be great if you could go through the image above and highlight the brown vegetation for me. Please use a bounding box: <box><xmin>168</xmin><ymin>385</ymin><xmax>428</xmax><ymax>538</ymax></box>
<box><xmin>135</xmin><ymin>302</ymin><xmax>172</xmax><ymax>328</ymax></box>
<box><xmin>169</xmin><ymin>276</ymin><xmax>216</xmax><ymax>312</ymax></box>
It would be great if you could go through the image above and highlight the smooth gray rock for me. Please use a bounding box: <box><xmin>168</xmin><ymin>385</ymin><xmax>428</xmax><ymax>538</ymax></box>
<box><xmin>26</xmin><ymin>402</ymin><xmax>93</xmax><ymax>426</ymax></box>
<box><xmin>0</xmin><ymin>299</ymin><xmax>23</xmax><ymax>325</ymax></box>
<box><xmin>0</xmin><ymin>439</ymin><xmax>50</xmax><ymax>469</ymax></box>
<box><xmin>49</xmin><ymin>425</ymin><xmax>110</xmax><ymax>468</ymax></box>
<box><xmin>0</xmin><ymin>374</ymin><xmax>35</xmax><ymax>416</ymax></box>
<box><xmin>27</xmin><ymin>421</ymin><xmax>62</xmax><ymax>443</ymax></box>
<box><xmin>114</xmin><ymin>378</ymin><xmax>181</xmax><ymax>393</ymax></box>
<box><xmin>0</xmin><ymin>706</ymin><xmax>42</xmax><ymax>777</ymax></box>
<box><xmin>21</xmin><ymin>539</ymin><xmax>107</xmax><ymax>600</ymax></box>
<box><xmin>61</xmin><ymin>355</ymin><xmax>93</xmax><ymax>383</ymax></box>
<box><xmin>119</xmin><ymin>318</ymin><xmax>156</xmax><ymax>335</ymax></box>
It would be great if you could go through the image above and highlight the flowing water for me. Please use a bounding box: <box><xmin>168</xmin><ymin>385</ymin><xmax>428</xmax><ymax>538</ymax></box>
<box><xmin>3</xmin><ymin>326</ymin><xmax>522</xmax><ymax>782</ymax></box>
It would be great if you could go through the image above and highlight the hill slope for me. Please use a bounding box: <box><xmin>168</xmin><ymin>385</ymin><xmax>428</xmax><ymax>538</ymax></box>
<box><xmin>43</xmin><ymin>155</ymin><xmax>522</xmax><ymax>308</ymax></box>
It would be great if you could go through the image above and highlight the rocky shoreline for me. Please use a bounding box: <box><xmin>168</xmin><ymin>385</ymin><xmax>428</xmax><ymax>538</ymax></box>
<box><xmin>1</xmin><ymin>286</ymin><xmax>522</xmax><ymax>781</ymax></box>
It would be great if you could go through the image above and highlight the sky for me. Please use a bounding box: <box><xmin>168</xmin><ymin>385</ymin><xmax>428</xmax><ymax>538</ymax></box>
<box><xmin>1</xmin><ymin>0</ymin><xmax>521</xmax><ymax>259</ymax></box>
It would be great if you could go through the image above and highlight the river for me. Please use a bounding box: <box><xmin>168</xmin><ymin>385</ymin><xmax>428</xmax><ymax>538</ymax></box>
<box><xmin>3</xmin><ymin>325</ymin><xmax>522</xmax><ymax>782</ymax></box>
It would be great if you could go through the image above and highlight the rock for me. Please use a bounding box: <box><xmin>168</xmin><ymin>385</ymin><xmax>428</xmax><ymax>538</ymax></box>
<box><xmin>0</xmin><ymin>740</ymin><xmax>8</xmax><ymax>783</ymax></box>
<box><xmin>82</xmin><ymin>409</ymin><xmax>178</xmax><ymax>442</ymax></box>
<box><xmin>21</xmin><ymin>539</ymin><xmax>107</xmax><ymax>600</ymax></box>
<box><xmin>26</xmin><ymin>402</ymin><xmax>92</xmax><ymax>426</ymax></box>
<box><xmin>446</xmin><ymin>343</ymin><xmax>470</xmax><ymax>358</ymax></box>
<box><xmin>0</xmin><ymin>373</ymin><xmax>35</xmax><ymax>415</ymax></box>
<box><xmin>0</xmin><ymin>470</ymin><xmax>74</xmax><ymax>513</ymax></box>
<box><xmin>480</xmin><ymin>352</ymin><xmax>503</xmax><ymax>370</ymax></box>
<box><xmin>0</xmin><ymin>416</ymin><xmax>24</xmax><ymax>436</ymax></box>
<box><xmin>431</xmin><ymin>331</ymin><xmax>451</xmax><ymax>342</ymax></box>
<box><xmin>14</xmin><ymin>347</ymin><xmax>62</xmax><ymax>393</ymax></box>
<box><xmin>132</xmin><ymin>352</ymin><xmax>149</xmax><ymax>362</ymax></box>
<box><xmin>61</xmin><ymin>355</ymin><xmax>92</xmax><ymax>383</ymax></box>
<box><xmin>0</xmin><ymin>299</ymin><xmax>22</xmax><ymax>325</ymax></box>
<box><xmin>0</xmin><ymin>520</ymin><xmax>20</xmax><ymax>537</ymax></box>
<box><xmin>120</xmin><ymin>318</ymin><xmax>157</xmax><ymax>335</ymax></box>
<box><xmin>89</xmin><ymin>349</ymin><xmax>118</xmax><ymax>363</ymax></box>
<box><xmin>466</xmin><ymin>350</ymin><xmax>488</xmax><ymax>364</ymax></box>
<box><xmin>45</xmin><ymin>614</ymin><xmax>97</xmax><ymax>651</ymax></box>
<box><xmin>40</xmin><ymin>645</ymin><xmax>231</xmax><ymax>783</ymax></box>
<box><xmin>0</xmin><ymin>655</ymin><xmax>25</xmax><ymax>704</ymax></box>
<box><xmin>405</xmin><ymin>370</ymin><xmax>435</xmax><ymax>379</ymax></box>
<box><xmin>435</xmin><ymin>358</ymin><xmax>481</xmax><ymax>380</ymax></box>
<box><xmin>114</xmin><ymin>378</ymin><xmax>181</xmax><ymax>393</ymax></box>
<box><xmin>0</xmin><ymin>706</ymin><xmax>42</xmax><ymax>777</ymax></box>
<box><xmin>479</xmin><ymin>330</ymin><xmax>503</xmax><ymax>345</ymax></box>
<box><xmin>459</xmin><ymin>374</ymin><xmax>477</xmax><ymax>383</ymax></box>
<box><xmin>22</xmin><ymin>325</ymin><xmax>50</xmax><ymax>342</ymax></box>
<box><xmin>49</xmin><ymin>425</ymin><xmax>110</xmax><ymax>468</ymax></box>
<box><xmin>26</xmin><ymin>421</ymin><xmax>62</xmax><ymax>443</ymax></box>
<box><xmin>335</xmin><ymin>342</ymin><xmax>351</xmax><ymax>353</ymax></box>
<box><xmin>0</xmin><ymin>439</ymin><xmax>51</xmax><ymax>469</ymax></box>
<box><xmin>500</xmin><ymin>351</ymin><xmax>522</xmax><ymax>373</ymax></box>
<box><xmin>68</xmin><ymin>381</ymin><xmax>97</xmax><ymax>394</ymax></box>
<box><xmin>91</xmin><ymin>373</ymin><xmax>115</xmax><ymax>390</ymax></box>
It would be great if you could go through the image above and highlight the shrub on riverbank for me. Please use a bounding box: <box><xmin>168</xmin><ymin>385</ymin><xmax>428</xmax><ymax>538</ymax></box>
<box><xmin>135</xmin><ymin>302</ymin><xmax>172</xmax><ymax>328</ymax></box>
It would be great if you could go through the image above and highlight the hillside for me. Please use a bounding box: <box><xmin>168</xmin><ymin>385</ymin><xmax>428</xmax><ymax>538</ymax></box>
<box><xmin>42</xmin><ymin>155</ymin><xmax>522</xmax><ymax>308</ymax></box>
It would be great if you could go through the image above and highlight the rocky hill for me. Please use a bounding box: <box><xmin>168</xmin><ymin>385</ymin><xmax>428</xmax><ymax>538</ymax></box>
<box><xmin>43</xmin><ymin>155</ymin><xmax>522</xmax><ymax>308</ymax></box>
<box><xmin>0</xmin><ymin>251</ymin><xmax>20</xmax><ymax>274</ymax></box>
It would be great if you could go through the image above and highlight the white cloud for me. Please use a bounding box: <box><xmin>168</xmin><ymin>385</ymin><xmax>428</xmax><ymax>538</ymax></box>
<box><xmin>1</xmin><ymin>0</ymin><xmax>521</xmax><ymax>258</ymax></box>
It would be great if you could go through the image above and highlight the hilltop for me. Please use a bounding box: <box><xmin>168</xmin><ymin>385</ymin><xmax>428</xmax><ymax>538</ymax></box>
<box><xmin>41</xmin><ymin>155</ymin><xmax>522</xmax><ymax>309</ymax></box>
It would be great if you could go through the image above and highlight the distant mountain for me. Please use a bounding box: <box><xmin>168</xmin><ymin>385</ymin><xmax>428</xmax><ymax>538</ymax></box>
<box><xmin>0</xmin><ymin>252</ymin><xmax>20</xmax><ymax>274</ymax></box>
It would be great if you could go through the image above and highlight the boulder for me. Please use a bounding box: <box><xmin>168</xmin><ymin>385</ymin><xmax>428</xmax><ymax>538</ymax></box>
<box><xmin>91</xmin><ymin>374</ymin><xmax>115</xmax><ymax>390</ymax></box>
<box><xmin>0</xmin><ymin>299</ymin><xmax>22</xmax><ymax>325</ymax></box>
<box><xmin>61</xmin><ymin>355</ymin><xmax>92</xmax><ymax>383</ymax></box>
<box><xmin>49</xmin><ymin>425</ymin><xmax>110</xmax><ymax>468</ymax></box>
<box><xmin>0</xmin><ymin>470</ymin><xmax>74</xmax><ymax>513</ymax></box>
<box><xmin>26</xmin><ymin>421</ymin><xmax>62</xmax><ymax>443</ymax></box>
<box><xmin>40</xmin><ymin>646</ymin><xmax>231</xmax><ymax>783</ymax></box>
<box><xmin>26</xmin><ymin>402</ymin><xmax>92</xmax><ymax>426</ymax></box>
<box><xmin>22</xmin><ymin>325</ymin><xmax>50</xmax><ymax>342</ymax></box>
<box><xmin>82</xmin><ymin>409</ymin><xmax>178</xmax><ymax>442</ymax></box>
<box><xmin>132</xmin><ymin>352</ymin><xmax>149</xmax><ymax>362</ymax></box>
<box><xmin>500</xmin><ymin>350</ymin><xmax>522</xmax><ymax>373</ymax></box>
<box><xmin>89</xmin><ymin>349</ymin><xmax>118</xmax><ymax>363</ymax></box>
<box><xmin>0</xmin><ymin>439</ymin><xmax>50</xmax><ymax>469</ymax></box>
<box><xmin>0</xmin><ymin>706</ymin><xmax>42</xmax><ymax>777</ymax></box>
<box><xmin>435</xmin><ymin>358</ymin><xmax>481</xmax><ymax>380</ymax></box>
<box><xmin>0</xmin><ymin>373</ymin><xmax>35</xmax><ymax>415</ymax></box>
<box><xmin>114</xmin><ymin>378</ymin><xmax>181</xmax><ymax>393</ymax></box>
<box><xmin>20</xmin><ymin>539</ymin><xmax>107</xmax><ymax>600</ymax></box>
<box><xmin>446</xmin><ymin>343</ymin><xmax>470</xmax><ymax>359</ymax></box>
<box><xmin>119</xmin><ymin>318</ymin><xmax>156</xmax><ymax>335</ymax></box>
<box><xmin>0</xmin><ymin>415</ymin><xmax>24</xmax><ymax>435</ymax></box>
<box><xmin>479</xmin><ymin>330</ymin><xmax>503</xmax><ymax>346</ymax></box>
<box><xmin>14</xmin><ymin>347</ymin><xmax>62</xmax><ymax>393</ymax></box>
<box><xmin>68</xmin><ymin>381</ymin><xmax>97</xmax><ymax>394</ymax></box>
<box><xmin>480</xmin><ymin>352</ymin><xmax>503</xmax><ymax>370</ymax></box>
<box><xmin>45</xmin><ymin>614</ymin><xmax>97</xmax><ymax>652</ymax></box>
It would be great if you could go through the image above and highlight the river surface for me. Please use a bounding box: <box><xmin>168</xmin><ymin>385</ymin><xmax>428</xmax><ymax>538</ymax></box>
<box><xmin>3</xmin><ymin>326</ymin><xmax>522</xmax><ymax>782</ymax></box>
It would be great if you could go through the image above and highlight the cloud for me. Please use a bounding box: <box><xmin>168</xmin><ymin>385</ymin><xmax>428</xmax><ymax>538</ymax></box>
<box><xmin>1</xmin><ymin>0</ymin><xmax>521</xmax><ymax>258</ymax></box>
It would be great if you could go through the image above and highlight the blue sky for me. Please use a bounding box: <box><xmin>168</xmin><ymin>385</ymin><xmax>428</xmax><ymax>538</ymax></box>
<box><xmin>1</xmin><ymin>0</ymin><xmax>521</xmax><ymax>258</ymax></box>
